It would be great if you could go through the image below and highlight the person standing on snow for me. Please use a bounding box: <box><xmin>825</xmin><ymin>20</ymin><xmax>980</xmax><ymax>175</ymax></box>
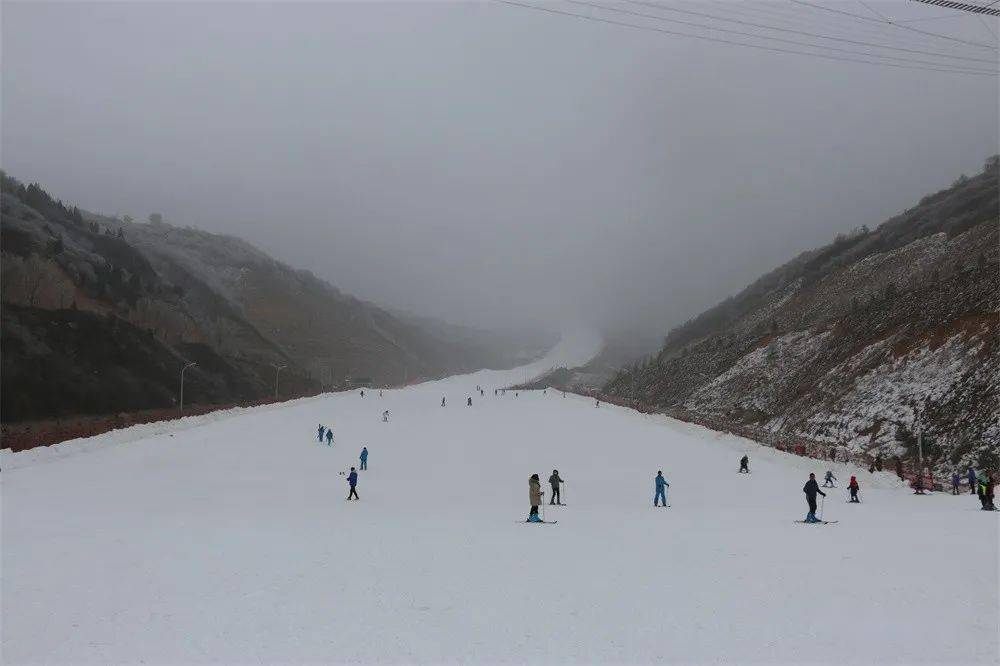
<box><xmin>968</xmin><ymin>467</ymin><xmax>978</xmax><ymax>495</ymax></box>
<box><xmin>823</xmin><ymin>470</ymin><xmax>837</xmax><ymax>488</ymax></box>
<box><xmin>739</xmin><ymin>455</ymin><xmax>750</xmax><ymax>473</ymax></box>
<box><xmin>360</xmin><ymin>389</ymin><xmax>365</xmax><ymax>398</ymax></box>
<box><xmin>359</xmin><ymin>446</ymin><xmax>368</xmax><ymax>471</ymax></box>
<box><xmin>317</xmin><ymin>424</ymin><xmax>325</xmax><ymax>443</ymax></box>
<box><xmin>527</xmin><ymin>474</ymin><xmax>543</xmax><ymax>522</ymax></box>
<box><xmin>654</xmin><ymin>471</ymin><xmax>669</xmax><ymax>507</ymax></box>
<box><xmin>803</xmin><ymin>473</ymin><xmax>826</xmax><ymax>522</ymax></box>
<box><xmin>467</xmin><ymin>397</ymin><xmax>472</xmax><ymax>407</ymax></box>
<box><xmin>848</xmin><ymin>476</ymin><xmax>860</xmax><ymax>503</ymax></box>
<box><xmin>347</xmin><ymin>467</ymin><xmax>360</xmax><ymax>500</ymax></box>
<box><xmin>548</xmin><ymin>470</ymin><xmax>564</xmax><ymax>505</ymax></box>
<box><xmin>441</xmin><ymin>397</ymin><xmax>446</xmax><ymax>407</ymax></box>
<box><xmin>325</xmin><ymin>428</ymin><xmax>333</xmax><ymax>446</ymax></box>
<box><xmin>951</xmin><ymin>472</ymin><xmax>961</xmax><ymax>495</ymax></box>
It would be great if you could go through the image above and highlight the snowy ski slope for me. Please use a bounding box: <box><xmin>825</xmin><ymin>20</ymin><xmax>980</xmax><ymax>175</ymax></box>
<box><xmin>2</xmin><ymin>331</ymin><xmax>997</xmax><ymax>663</ymax></box>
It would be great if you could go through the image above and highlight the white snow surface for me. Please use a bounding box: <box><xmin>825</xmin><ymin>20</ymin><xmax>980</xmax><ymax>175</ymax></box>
<box><xmin>3</xmin><ymin>330</ymin><xmax>997</xmax><ymax>664</ymax></box>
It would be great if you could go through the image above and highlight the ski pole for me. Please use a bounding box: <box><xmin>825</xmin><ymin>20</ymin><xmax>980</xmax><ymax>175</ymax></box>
<box><xmin>820</xmin><ymin>495</ymin><xmax>826</xmax><ymax>521</ymax></box>
<box><xmin>541</xmin><ymin>492</ymin><xmax>546</xmax><ymax>522</ymax></box>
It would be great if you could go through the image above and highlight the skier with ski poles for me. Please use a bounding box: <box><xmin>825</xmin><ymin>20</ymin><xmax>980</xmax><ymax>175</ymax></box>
<box><xmin>548</xmin><ymin>470</ymin><xmax>564</xmax><ymax>505</ymax></box>
<box><xmin>739</xmin><ymin>455</ymin><xmax>750</xmax><ymax>473</ymax></box>
<box><xmin>654</xmin><ymin>471</ymin><xmax>669</xmax><ymax>507</ymax></box>
<box><xmin>527</xmin><ymin>474</ymin><xmax>543</xmax><ymax>523</ymax></box>
<box><xmin>346</xmin><ymin>467</ymin><xmax>359</xmax><ymax>500</ymax></box>
<box><xmin>317</xmin><ymin>424</ymin><xmax>325</xmax><ymax>443</ymax></box>
<box><xmin>360</xmin><ymin>446</ymin><xmax>368</xmax><ymax>471</ymax></box>
<box><xmin>823</xmin><ymin>470</ymin><xmax>837</xmax><ymax>488</ymax></box>
<box><xmin>803</xmin><ymin>473</ymin><xmax>826</xmax><ymax>522</ymax></box>
<box><xmin>848</xmin><ymin>475</ymin><xmax>860</xmax><ymax>503</ymax></box>
<box><xmin>968</xmin><ymin>467</ymin><xmax>978</xmax><ymax>495</ymax></box>
<box><xmin>951</xmin><ymin>471</ymin><xmax>961</xmax><ymax>495</ymax></box>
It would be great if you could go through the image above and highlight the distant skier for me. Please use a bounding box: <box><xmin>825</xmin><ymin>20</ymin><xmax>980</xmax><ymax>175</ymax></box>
<box><xmin>441</xmin><ymin>397</ymin><xmax>446</xmax><ymax>407</ymax></box>
<box><xmin>968</xmin><ymin>467</ymin><xmax>978</xmax><ymax>495</ymax></box>
<box><xmin>359</xmin><ymin>446</ymin><xmax>368</xmax><ymax>471</ymax></box>
<box><xmin>347</xmin><ymin>467</ymin><xmax>359</xmax><ymax>500</ymax></box>
<box><xmin>654</xmin><ymin>471</ymin><xmax>669</xmax><ymax>507</ymax></box>
<box><xmin>595</xmin><ymin>399</ymin><xmax>600</xmax><ymax>408</ymax></box>
<box><xmin>848</xmin><ymin>475</ymin><xmax>860</xmax><ymax>503</ymax></box>
<box><xmin>976</xmin><ymin>471</ymin><xmax>995</xmax><ymax>510</ymax></box>
<box><xmin>548</xmin><ymin>470</ymin><xmax>564</xmax><ymax>505</ymax></box>
<box><xmin>379</xmin><ymin>390</ymin><xmax>383</xmax><ymax>397</ymax></box>
<box><xmin>325</xmin><ymin>428</ymin><xmax>333</xmax><ymax>446</ymax></box>
<box><xmin>951</xmin><ymin>472</ymin><xmax>961</xmax><ymax>495</ymax></box>
<box><xmin>360</xmin><ymin>389</ymin><xmax>365</xmax><ymax>398</ymax></box>
<box><xmin>494</xmin><ymin>389</ymin><xmax>498</xmax><ymax>396</ymax></box>
<box><xmin>527</xmin><ymin>474</ymin><xmax>543</xmax><ymax>523</ymax></box>
<box><xmin>803</xmin><ymin>473</ymin><xmax>826</xmax><ymax>523</ymax></box>
<box><xmin>317</xmin><ymin>424</ymin><xmax>325</xmax><ymax>443</ymax></box>
<box><xmin>382</xmin><ymin>410</ymin><xmax>389</xmax><ymax>422</ymax></box>
<box><xmin>739</xmin><ymin>455</ymin><xmax>750</xmax><ymax>473</ymax></box>
<box><xmin>823</xmin><ymin>470</ymin><xmax>837</xmax><ymax>488</ymax></box>
<box><xmin>467</xmin><ymin>397</ymin><xmax>472</xmax><ymax>407</ymax></box>
<box><xmin>913</xmin><ymin>474</ymin><xmax>925</xmax><ymax>495</ymax></box>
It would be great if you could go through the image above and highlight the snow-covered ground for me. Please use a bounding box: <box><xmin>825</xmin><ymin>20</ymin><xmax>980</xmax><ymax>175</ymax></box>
<box><xmin>3</xmin><ymin>331</ymin><xmax>997</xmax><ymax>663</ymax></box>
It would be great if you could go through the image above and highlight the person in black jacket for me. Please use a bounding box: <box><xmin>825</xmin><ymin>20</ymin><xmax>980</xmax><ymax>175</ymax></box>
<box><xmin>548</xmin><ymin>470</ymin><xmax>564</xmax><ymax>505</ymax></box>
<box><xmin>803</xmin><ymin>473</ymin><xmax>826</xmax><ymax>523</ymax></box>
<box><xmin>739</xmin><ymin>455</ymin><xmax>750</xmax><ymax>473</ymax></box>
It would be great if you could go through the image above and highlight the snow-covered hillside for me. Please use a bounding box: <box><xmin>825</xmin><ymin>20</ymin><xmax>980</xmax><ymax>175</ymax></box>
<box><xmin>2</xmin><ymin>331</ymin><xmax>996</xmax><ymax>663</ymax></box>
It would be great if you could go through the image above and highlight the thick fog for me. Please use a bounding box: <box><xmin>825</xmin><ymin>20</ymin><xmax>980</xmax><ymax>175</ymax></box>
<box><xmin>3</xmin><ymin>1</ymin><xmax>997</xmax><ymax>341</ymax></box>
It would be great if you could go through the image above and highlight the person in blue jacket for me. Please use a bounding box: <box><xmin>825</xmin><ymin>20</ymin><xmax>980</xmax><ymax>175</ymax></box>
<box><xmin>325</xmin><ymin>428</ymin><xmax>333</xmax><ymax>446</ymax></box>
<box><xmin>347</xmin><ymin>467</ymin><xmax>359</xmax><ymax>500</ymax></box>
<box><xmin>317</xmin><ymin>424</ymin><xmax>325</xmax><ymax>442</ymax></box>
<box><xmin>360</xmin><ymin>446</ymin><xmax>368</xmax><ymax>470</ymax></box>
<box><xmin>654</xmin><ymin>471</ymin><xmax>669</xmax><ymax>507</ymax></box>
<box><xmin>968</xmin><ymin>467</ymin><xmax>978</xmax><ymax>495</ymax></box>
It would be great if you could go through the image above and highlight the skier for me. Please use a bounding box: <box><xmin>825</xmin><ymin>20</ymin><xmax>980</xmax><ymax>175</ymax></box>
<box><xmin>548</xmin><ymin>470</ymin><xmax>564</xmax><ymax>505</ymax></box>
<box><xmin>595</xmin><ymin>399</ymin><xmax>600</xmax><ymax>408</ymax></box>
<box><xmin>527</xmin><ymin>474</ymin><xmax>543</xmax><ymax>522</ymax></box>
<box><xmin>379</xmin><ymin>390</ymin><xmax>383</xmax><ymax>397</ymax></box>
<box><xmin>382</xmin><ymin>410</ymin><xmax>389</xmax><ymax>422</ymax></box>
<box><xmin>848</xmin><ymin>475</ymin><xmax>860</xmax><ymax>503</ymax></box>
<box><xmin>494</xmin><ymin>389</ymin><xmax>498</xmax><ymax>396</ymax></box>
<box><xmin>441</xmin><ymin>397</ymin><xmax>446</xmax><ymax>407</ymax></box>
<box><xmin>803</xmin><ymin>473</ymin><xmax>826</xmax><ymax>523</ymax></box>
<box><xmin>951</xmin><ymin>471</ymin><xmax>961</xmax><ymax>495</ymax></box>
<box><xmin>360</xmin><ymin>389</ymin><xmax>365</xmax><ymax>398</ymax></box>
<box><xmin>317</xmin><ymin>424</ymin><xmax>325</xmax><ymax>443</ymax></box>
<box><xmin>913</xmin><ymin>474</ymin><xmax>925</xmax><ymax>495</ymax></box>
<box><xmin>654</xmin><ymin>471</ymin><xmax>669</xmax><ymax>507</ymax></box>
<box><xmin>968</xmin><ymin>467</ymin><xmax>978</xmax><ymax>495</ymax></box>
<box><xmin>325</xmin><ymin>428</ymin><xmax>333</xmax><ymax>446</ymax></box>
<box><xmin>359</xmin><ymin>446</ymin><xmax>368</xmax><ymax>471</ymax></box>
<box><xmin>467</xmin><ymin>397</ymin><xmax>472</xmax><ymax>407</ymax></box>
<box><xmin>347</xmin><ymin>467</ymin><xmax>359</xmax><ymax>500</ymax></box>
<box><xmin>739</xmin><ymin>455</ymin><xmax>750</xmax><ymax>473</ymax></box>
<box><xmin>823</xmin><ymin>470</ymin><xmax>837</xmax><ymax>488</ymax></box>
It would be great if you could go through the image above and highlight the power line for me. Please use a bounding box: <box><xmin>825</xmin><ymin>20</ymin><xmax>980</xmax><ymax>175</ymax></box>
<box><xmin>621</xmin><ymin>0</ymin><xmax>996</xmax><ymax>64</ymax></box>
<box><xmin>788</xmin><ymin>0</ymin><xmax>999</xmax><ymax>49</ymax></box>
<box><xmin>493</xmin><ymin>0</ymin><xmax>998</xmax><ymax>75</ymax></box>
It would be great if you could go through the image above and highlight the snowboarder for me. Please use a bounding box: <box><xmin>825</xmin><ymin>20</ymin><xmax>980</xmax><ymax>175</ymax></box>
<box><xmin>739</xmin><ymin>455</ymin><xmax>750</xmax><ymax>473</ymax></box>
<box><xmin>441</xmin><ymin>397</ymin><xmax>446</xmax><ymax>407</ymax></box>
<box><xmin>823</xmin><ymin>470</ymin><xmax>837</xmax><ymax>488</ymax></box>
<box><xmin>359</xmin><ymin>446</ymin><xmax>368</xmax><ymax>471</ymax></box>
<box><xmin>654</xmin><ymin>471</ymin><xmax>669</xmax><ymax>507</ymax></box>
<box><xmin>317</xmin><ymin>424</ymin><xmax>325</xmax><ymax>443</ymax></box>
<box><xmin>467</xmin><ymin>397</ymin><xmax>472</xmax><ymax>407</ymax></box>
<box><xmin>527</xmin><ymin>474</ymin><xmax>543</xmax><ymax>522</ymax></box>
<box><xmin>848</xmin><ymin>475</ymin><xmax>860</xmax><ymax>503</ymax></box>
<box><xmin>548</xmin><ymin>470</ymin><xmax>564</xmax><ymax>505</ymax></box>
<box><xmin>968</xmin><ymin>467</ymin><xmax>978</xmax><ymax>495</ymax></box>
<box><xmin>325</xmin><ymin>428</ymin><xmax>333</xmax><ymax>446</ymax></box>
<box><xmin>347</xmin><ymin>467</ymin><xmax>359</xmax><ymax>500</ymax></box>
<box><xmin>951</xmin><ymin>472</ymin><xmax>961</xmax><ymax>495</ymax></box>
<box><xmin>803</xmin><ymin>473</ymin><xmax>826</xmax><ymax>523</ymax></box>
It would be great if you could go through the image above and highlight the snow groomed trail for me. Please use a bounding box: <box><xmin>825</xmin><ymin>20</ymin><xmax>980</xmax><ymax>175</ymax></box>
<box><xmin>2</xmin><ymin>332</ymin><xmax>997</xmax><ymax>663</ymax></box>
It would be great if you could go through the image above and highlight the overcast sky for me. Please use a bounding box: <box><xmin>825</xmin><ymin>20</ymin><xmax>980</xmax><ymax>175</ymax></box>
<box><xmin>3</xmin><ymin>1</ymin><xmax>997</xmax><ymax>339</ymax></box>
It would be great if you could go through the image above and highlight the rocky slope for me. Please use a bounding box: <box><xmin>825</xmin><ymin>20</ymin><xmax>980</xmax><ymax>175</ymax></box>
<box><xmin>1</xmin><ymin>174</ymin><xmax>549</xmax><ymax>422</ymax></box>
<box><xmin>604</xmin><ymin>158</ymin><xmax>999</xmax><ymax>476</ymax></box>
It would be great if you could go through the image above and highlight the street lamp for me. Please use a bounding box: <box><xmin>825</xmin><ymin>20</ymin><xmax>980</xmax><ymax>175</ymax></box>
<box><xmin>179</xmin><ymin>362</ymin><xmax>197</xmax><ymax>412</ymax></box>
<box><xmin>271</xmin><ymin>363</ymin><xmax>286</xmax><ymax>398</ymax></box>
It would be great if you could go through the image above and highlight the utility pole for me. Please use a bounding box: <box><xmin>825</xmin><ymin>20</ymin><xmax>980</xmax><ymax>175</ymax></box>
<box><xmin>271</xmin><ymin>363</ymin><xmax>286</xmax><ymax>398</ymax></box>
<box><xmin>179</xmin><ymin>362</ymin><xmax>197</xmax><ymax>412</ymax></box>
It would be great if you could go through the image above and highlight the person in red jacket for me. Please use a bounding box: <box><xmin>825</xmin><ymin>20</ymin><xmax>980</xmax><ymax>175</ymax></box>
<box><xmin>848</xmin><ymin>476</ymin><xmax>860</xmax><ymax>503</ymax></box>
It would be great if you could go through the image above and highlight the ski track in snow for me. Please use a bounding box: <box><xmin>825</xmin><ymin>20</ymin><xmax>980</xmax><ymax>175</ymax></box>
<box><xmin>2</xmin><ymin>330</ymin><xmax>997</xmax><ymax>664</ymax></box>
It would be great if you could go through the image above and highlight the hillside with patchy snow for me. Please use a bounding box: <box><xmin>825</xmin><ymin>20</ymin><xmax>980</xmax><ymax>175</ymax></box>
<box><xmin>606</xmin><ymin>158</ymin><xmax>999</xmax><ymax>477</ymax></box>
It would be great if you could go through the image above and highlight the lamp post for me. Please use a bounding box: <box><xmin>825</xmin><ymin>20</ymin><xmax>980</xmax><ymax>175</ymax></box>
<box><xmin>179</xmin><ymin>362</ymin><xmax>197</xmax><ymax>412</ymax></box>
<box><xmin>271</xmin><ymin>363</ymin><xmax>286</xmax><ymax>398</ymax></box>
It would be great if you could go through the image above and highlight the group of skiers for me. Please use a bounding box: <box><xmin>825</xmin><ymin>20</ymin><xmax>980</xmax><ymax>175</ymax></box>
<box><xmin>317</xmin><ymin>424</ymin><xmax>333</xmax><ymax>446</ymax></box>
